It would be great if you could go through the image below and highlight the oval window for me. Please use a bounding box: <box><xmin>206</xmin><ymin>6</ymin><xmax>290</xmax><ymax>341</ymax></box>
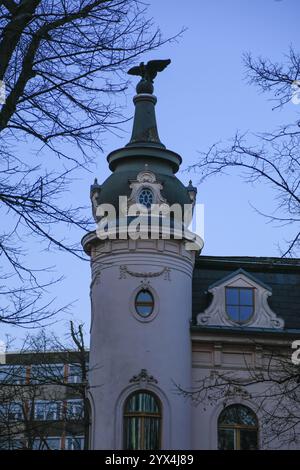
<box><xmin>135</xmin><ymin>290</ymin><xmax>154</xmax><ymax>317</ymax></box>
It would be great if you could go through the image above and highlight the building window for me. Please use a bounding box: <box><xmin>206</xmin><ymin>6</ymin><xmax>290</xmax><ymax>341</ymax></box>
<box><xmin>30</xmin><ymin>364</ymin><xmax>64</xmax><ymax>384</ymax></box>
<box><xmin>135</xmin><ymin>290</ymin><xmax>154</xmax><ymax>318</ymax></box>
<box><xmin>65</xmin><ymin>399</ymin><xmax>84</xmax><ymax>420</ymax></box>
<box><xmin>65</xmin><ymin>436</ymin><xmax>84</xmax><ymax>450</ymax></box>
<box><xmin>0</xmin><ymin>402</ymin><xmax>24</xmax><ymax>421</ymax></box>
<box><xmin>123</xmin><ymin>391</ymin><xmax>161</xmax><ymax>450</ymax></box>
<box><xmin>225</xmin><ymin>287</ymin><xmax>254</xmax><ymax>323</ymax></box>
<box><xmin>138</xmin><ymin>188</ymin><xmax>153</xmax><ymax>209</ymax></box>
<box><xmin>67</xmin><ymin>364</ymin><xmax>83</xmax><ymax>383</ymax></box>
<box><xmin>0</xmin><ymin>438</ymin><xmax>26</xmax><ymax>450</ymax></box>
<box><xmin>32</xmin><ymin>437</ymin><xmax>61</xmax><ymax>450</ymax></box>
<box><xmin>0</xmin><ymin>365</ymin><xmax>27</xmax><ymax>384</ymax></box>
<box><xmin>34</xmin><ymin>401</ymin><xmax>61</xmax><ymax>421</ymax></box>
<box><xmin>218</xmin><ymin>404</ymin><xmax>258</xmax><ymax>450</ymax></box>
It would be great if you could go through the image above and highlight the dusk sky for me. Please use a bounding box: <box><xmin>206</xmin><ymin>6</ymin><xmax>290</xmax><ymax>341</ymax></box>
<box><xmin>3</xmin><ymin>0</ymin><xmax>299</xmax><ymax>344</ymax></box>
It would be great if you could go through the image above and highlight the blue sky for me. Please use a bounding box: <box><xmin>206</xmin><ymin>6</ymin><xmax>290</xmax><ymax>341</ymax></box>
<box><xmin>2</xmin><ymin>0</ymin><xmax>299</xmax><ymax>343</ymax></box>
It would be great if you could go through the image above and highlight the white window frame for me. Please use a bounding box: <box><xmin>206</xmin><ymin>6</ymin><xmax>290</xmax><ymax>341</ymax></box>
<box><xmin>67</xmin><ymin>363</ymin><xmax>82</xmax><ymax>384</ymax></box>
<box><xmin>34</xmin><ymin>401</ymin><xmax>61</xmax><ymax>421</ymax></box>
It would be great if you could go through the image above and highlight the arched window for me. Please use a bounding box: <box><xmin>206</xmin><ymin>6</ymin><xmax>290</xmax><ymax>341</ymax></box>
<box><xmin>218</xmin><ymin>404</ymin><xmax>258</xmax><ymax>450</ymax></box>
<box><xmin>123</xmin><ymin>391</ymin><xmax>161</xmax><ymax>450</ymax></box>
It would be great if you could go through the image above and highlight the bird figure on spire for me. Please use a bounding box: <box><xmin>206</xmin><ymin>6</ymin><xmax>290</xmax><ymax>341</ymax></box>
<box><xmin>128</xmin><ymin>59</ymin><xmax>171</xmax><ymax>84</ymax></box>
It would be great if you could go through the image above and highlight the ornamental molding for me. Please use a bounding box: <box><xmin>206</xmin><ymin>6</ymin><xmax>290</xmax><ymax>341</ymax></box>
<box><xmin>136</xmin><ymin>170</ymin><xmax>156</xmax><ymax>183</ymax></box>
<box><xmin>119</xmin><ymin>265</ymin><xmax>171</xmax><ymax>280</ymax></box>
<box><xmin>126</xmin><ymin>169</ymin><xmax>167</xmax><ymax>211</ymax></box>
<box><xmin>196</xmin><ymin>270</ymin><xmax>284</xmax><ymax>329</ymax></box>
<box><xmin>129</xmin><ymin>369</ymin><xmax>158</xmax><ymax>385</ymax></box>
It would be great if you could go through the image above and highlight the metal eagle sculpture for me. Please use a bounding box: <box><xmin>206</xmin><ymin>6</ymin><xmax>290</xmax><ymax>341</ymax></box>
<box><xmin>127</xmin><ymin>59</ymin><xmax>171</xmax><ymax>93</ymax></box>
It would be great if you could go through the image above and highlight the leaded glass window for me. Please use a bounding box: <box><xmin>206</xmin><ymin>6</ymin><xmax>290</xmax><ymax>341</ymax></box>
<box><xmin>138</xmin><ymin>188</ymin><xmax>153</xmax><ymax>209</ymax></box>
<box><xmin>123</xmin><ymin>391</ymin><xmax>161</xmax><ymax>450</ymax></box>
<box><xmin>218</xmin><ymin>404</ymin><xmax>258</xmax><ymax>450</ymax></box>
<box><xmin>225</xmin><ymin>287</ymin><xmax>254</xmax><ymax>323</ymax></box>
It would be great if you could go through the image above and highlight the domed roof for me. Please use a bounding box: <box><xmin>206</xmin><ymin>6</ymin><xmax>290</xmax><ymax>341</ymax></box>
<box><xmin>97</xmin><ymin>168</ymin><xmax>191</xmax><ymax>211</ymax></box>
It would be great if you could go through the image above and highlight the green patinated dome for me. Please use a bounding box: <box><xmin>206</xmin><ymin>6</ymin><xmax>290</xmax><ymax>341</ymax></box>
<box><xmin>98</xmin><ymin>168</ymin><xmax>191</xmax><ymax>211</ymax></box>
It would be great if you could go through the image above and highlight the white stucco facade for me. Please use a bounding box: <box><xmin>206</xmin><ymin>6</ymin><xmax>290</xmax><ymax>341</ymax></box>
<box><xmin>87</xmin><ymin>238</ymin><xmax>195</xmax><ymax>449</ymax></box>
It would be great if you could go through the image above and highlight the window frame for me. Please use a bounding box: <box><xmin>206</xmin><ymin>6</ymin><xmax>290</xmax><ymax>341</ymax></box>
<box><xmin>135</xmin><ymin>289</ymin><xmax>155</xmax><ymax>318</ymax></box>
<box><xmin>137</xmin><ymin>187</ymin><xmax>154</xmax><ymax>209</ymax></box>
<box><xmin>0</xmin><ymin>401</ymin><xmax>24</xmax><ymax>421</ymax></box>
<box><xmin>32</xmin><ymin>437</ymin><xmax>62</xmax><ymax>450</ymax></box>
<box><xmin>0</xmin><ymin>365</ymin><xmax>27</xmax><ymax>384</ymax></box>
<box><xmin>65</xmin><ymin>399</ymin><xmax>84</xmax><ymax>421</ymax></box>
<box><xmin>30</xmin><ymin>363</ymin><xmax>65</xmax><ymax>384</ymax></box>
<box><xmin>67</xmin><ymin>363</ymin><xmax>82</xmax><ymax>384</ymax></box>
<box><xmin>34</xmin><ymin>400</ymin><xmax>62</xmax><ymax>421</ymax></box>
<box><xmin>225</xmin><ymin>286</ymin><xmax>255</xmax><ymax>324</ymax></box>
<box><xmin>123</xmin><ymin>390</ymin><xmax>162</xmax><ymax>450</ymax></box>
<box><xmin>65</xmin><ymin>436</ymin><xmax>85</xmax><ymax>450</ymax></box>
<box><xmin>218</xmin><ymin>404</ymin><xmax>259</xmax><ymax>450</ymax></box>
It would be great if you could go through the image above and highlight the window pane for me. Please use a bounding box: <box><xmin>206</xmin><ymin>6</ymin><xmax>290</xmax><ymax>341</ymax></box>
<box><xmin>137</xmin><ymin>291</ymin><xmax>152</xmax><ymax>303</ymax></box>
<box><xmin>226</xmin><ymin>288</ymin><xmax>239</xmax><ymax>305</ymax></box>
<box><xmin>238</xmin><ymin>406</ymin><xmax>257</xmax><ymax>426</ymax></box>
<box><xmin>68</xmin><ymin>364</ymin><xmax>82</xmax><ymax>383</ymax></box>
<box><xmin>139</xmin><ymin>188</ymin><xmax>153</xmax><ymax>208</ymax></box>
<box><xmin>144</xmin><ymin>417</ymin><xmax>160</xmax><ymax>450</ymax></box>
<box><xmin>66</xmin><ymin>400</ymin><xmax>84</xmax><ymax>420</ymax></box>
<box><xmin>240</xmin><ymin>429</ymin><xmax>258</xmax><ymax>450</ymax></box>
<box><xmin>218</xmin><ymin>429</ymin><xmax>235</xmax><ymax>450</ymax></box>
<box><xmin>124</xmin><ymin>392</ymin><xmax>161</xmax><ymax>450</ymax></box>
<box><xmin>34</xmin><ymin>401</ymin><xmax>61</xmax><ymax>420</ymax></box>
<box><xmin>240</xmin><ymin>289</ymin><xmax>253</xmax><ymax>306</ymax></box>
<box><xmin>227</xmin><ymin>306</ymin><xmax>239</xmax><ymax>321</ymax></box>
<box><xmin>30</xmin><ymin>364</ymin><xmax>64</xmax><ymax>384</ymax></box>
<box><xmin>125</xmin><ymin>392</ymin><xmax>159</xmax><ymax>413</ymax></box>
<box><xmin>239</xmin><ymin>306</ymin><xmax>253</xmax><ymax>322</ymax></box>
<box><xmin>219</xmin><ymin>405</ymin><xmax>257</xmax><ymax>426</ymax></box>
<box><xmin>136</xmin><ymin>305</ymin><xmax>152</xmax><ymax>316</ymax></box>
<box><xmin>32</xmin><ymin>438</ymin><xmax>61</xmax><ymax>450</ymax></box>
<box><xmin>0</xmin><ymin>365</ymin><xmax>26</xmax><ymax>384</ymax></box>
<box><xmin>124</xmin><ymin>417</ymin><xmax>140</xmax><ymax>450</ymax></box>
<box><xmin>66</xmin><ymin>437</ymin><xmax>84</xmax><ymax>450</ymax></box>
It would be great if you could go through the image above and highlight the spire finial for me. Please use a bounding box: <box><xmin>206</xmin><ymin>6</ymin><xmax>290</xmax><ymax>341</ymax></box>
<box><xmin>127</xmin><ymin>59</ymin><xmax>171</xmax><ymax>94</ymax></box>
<box><xmin>126</xmin><ymin>59</ymin><xmax>171</xmax><ymax>148</ymax></box>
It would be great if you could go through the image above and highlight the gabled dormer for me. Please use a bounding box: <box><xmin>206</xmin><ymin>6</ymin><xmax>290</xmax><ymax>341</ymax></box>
<box><xmin>196</xmin><ymin>269</ymin><xmax>284</xmax><ymax>329</ymax></box>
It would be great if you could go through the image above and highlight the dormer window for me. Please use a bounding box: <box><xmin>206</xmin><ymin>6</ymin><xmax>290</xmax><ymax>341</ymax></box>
<box><xmin>138</xmin><ymin>188</ymin><xmax>154</xmax><ymax>209</ymax></box>
<box><xmin>225</xmin><ymin>287</ymin><xmax>254</xmax><ymax>324</ymax></box>
<box><xmin>197</xmin><ymin>269</ymin><xmax>284</xmax><ymax>329</ymax></box>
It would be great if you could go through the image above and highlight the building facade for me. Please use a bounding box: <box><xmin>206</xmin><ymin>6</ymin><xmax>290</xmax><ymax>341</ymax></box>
<box><xmin>0</xmin><ymin>351</ymin><xmax>88</xmax><ymax>450</ymax></box>
<box><xmin>81</xmin><ymin>67</ymin><xmax>300</xmax><ymax>450</ymax></box>
<box><xmin>1</xmin><ymin>65</ymin><xmax>300</xmax><ymax>451</ymax></box>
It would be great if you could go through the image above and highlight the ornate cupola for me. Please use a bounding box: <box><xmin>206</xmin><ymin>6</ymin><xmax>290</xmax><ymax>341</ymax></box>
<box><xmin>83</xmin><ymin>59</ymin><xmax>203</xmax><ymax>254</ymax></box>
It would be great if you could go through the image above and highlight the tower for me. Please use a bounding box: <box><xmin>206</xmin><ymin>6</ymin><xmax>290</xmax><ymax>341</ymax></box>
<box><xmin>82</xmin><ymin>60</ymin><xmax>203</xmax><ymax>450</ymax></box>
